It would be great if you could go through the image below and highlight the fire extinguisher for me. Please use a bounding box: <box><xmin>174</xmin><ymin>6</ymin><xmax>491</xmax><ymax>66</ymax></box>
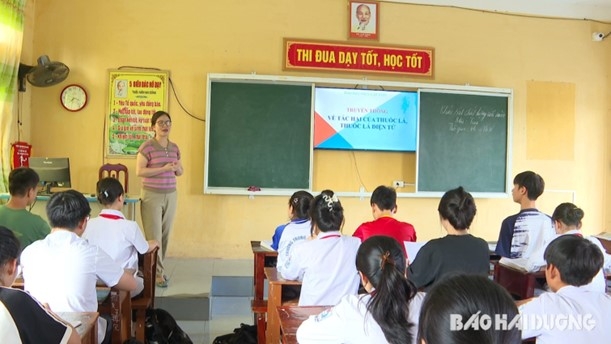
<box><xmin>10</xmin><ymin>141</ymin><xmax>32</xmax><ymax>169</ymax></box>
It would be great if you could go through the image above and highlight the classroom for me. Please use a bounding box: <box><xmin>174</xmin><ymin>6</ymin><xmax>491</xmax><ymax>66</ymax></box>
<box><xmin>7</xmin><ymin>0</ymin><xmax>609</xmax><ymax>259</ymax></box>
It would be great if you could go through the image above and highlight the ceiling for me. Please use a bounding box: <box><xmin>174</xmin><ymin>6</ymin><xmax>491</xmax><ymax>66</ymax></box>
<box><xmin>392</xmin><ymin>0</ymin><xmax>611</xmax><ymax>22</ymax></box>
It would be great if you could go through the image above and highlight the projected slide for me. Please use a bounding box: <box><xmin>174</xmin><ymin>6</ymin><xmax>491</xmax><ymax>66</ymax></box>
<box><xmin>314</xmin><ymin>88</ymin><xmax>418</xmax><ymax>152</ymax></box>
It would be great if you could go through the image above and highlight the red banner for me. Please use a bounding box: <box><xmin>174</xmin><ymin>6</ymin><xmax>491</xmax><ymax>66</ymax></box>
<box><xmin>11</xmin><ymin>141</ymin><xmax>32</xmax><ymax>169</ymax></box>
<box><xmin>284</xmin><ymin>39</ymin><xmax>434</xmax><ymax>77</ymax></box>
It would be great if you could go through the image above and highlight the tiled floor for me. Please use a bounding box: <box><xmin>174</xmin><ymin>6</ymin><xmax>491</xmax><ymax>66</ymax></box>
<box><xmin>158</xmin><ymin>258</ymin><xmax>254</xmax><ymax>344</ymax></box>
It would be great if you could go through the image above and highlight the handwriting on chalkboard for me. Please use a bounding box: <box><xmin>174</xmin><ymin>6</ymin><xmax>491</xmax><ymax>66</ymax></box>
<box><xmin>441</xmin><ymin>105</ymin><xmax>506</xmax><ymax>134</ymax></box>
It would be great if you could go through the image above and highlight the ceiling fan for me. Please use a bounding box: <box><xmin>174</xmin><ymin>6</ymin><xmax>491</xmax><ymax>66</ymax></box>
<box><xmin>18</xmin><ymin>55</ymin><xmax>69</xmax><ymax>92</ymax></box>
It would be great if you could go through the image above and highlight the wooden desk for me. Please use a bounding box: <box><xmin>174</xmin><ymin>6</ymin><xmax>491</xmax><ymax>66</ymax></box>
<box><xmin>265</xmin><ymin>267</ymin><xmax>302</xmax><ymax>344</ymax></box>
<box><xmin>251</xmin><ymin>241</ymin><xmax>278</xmax><ymax>344</ymax></box>
<box><xmin>14</xmin><ymin>278</ymin><xmax>131</xmax><ymax>342</ymax></box>
<box><xmin>489</xmin><ymin>251</ymin><xmax>501</xmax><ymax>277</ymax></box>
<box><xmin>12</xmin><ymin>278</ymin><xmax>111</xmax><ymax>304</ymax></box>
<box><xmin>493</xmin><ymin>262</ymin><xmax>545</xmax><ymax>300</ymax></box>
<box><xmin>596</xmin><ymin>236</ymin><xmax>611</xmax><ymax>255</ymax></box>
<box><xmin>98</xmin><ymin>288</ymin><xmax>132</xmax><ymax>344</ymax></box>
<box><xmin>251</xmin><ymin>241</ymin><xmax>278</xmax><ymax>301</ymax></box>
<box><xmin>278</xmin><ymin>305</ymin><xmax>329</xmax><ymax>344</ymax></box>
<box><xmin>57</xmin><ymin>312</ymin><xmax>99</xmax><ymax>344</ymax></box>
<box><xmin>11</xmin><ymin>277</ymin><xmax>23</xmax><ymax>289</ymax></box>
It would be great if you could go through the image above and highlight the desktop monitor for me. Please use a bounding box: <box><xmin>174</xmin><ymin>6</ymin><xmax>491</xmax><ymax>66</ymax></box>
<box><xmin>28</xmin><ymin>157</ymin><xmax>71</xmax><ymax>194</ymax></box>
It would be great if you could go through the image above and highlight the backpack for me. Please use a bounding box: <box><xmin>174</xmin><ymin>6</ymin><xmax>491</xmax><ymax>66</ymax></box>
<box><xmin>212</xmin><ymin>323</ymin><xmax>257</xmax><ymax>344</ymax></box>
<box><xmin>145</xmin><ymin>308</ymin><xmax>193</xmax><ymax>344</ymax></box>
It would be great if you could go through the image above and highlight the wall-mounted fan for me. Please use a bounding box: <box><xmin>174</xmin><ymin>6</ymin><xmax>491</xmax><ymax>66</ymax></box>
<box><xmin>18</xmin><ymin>55</ymin><xmax>69</xmax><ymax>92</ymax></box>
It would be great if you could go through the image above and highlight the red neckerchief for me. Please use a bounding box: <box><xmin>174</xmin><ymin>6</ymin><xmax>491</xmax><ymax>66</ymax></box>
<box><xmin>319</xmin><ymin>234</ymin><xmax>341</xmax><ymax>240</ymax></box>
<box><xmin>573</xmin><ymin>233</ymin><xmax>583</xmax><ymax>238</ymax></box>
<box><xmin>99</xmin><ymin>213</ymin><xmax>124</xmax><ymax>220</ymax></box>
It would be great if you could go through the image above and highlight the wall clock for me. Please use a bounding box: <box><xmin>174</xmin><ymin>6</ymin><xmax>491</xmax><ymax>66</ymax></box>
<box><xmin>60</xmin><ymin>84</ymin><xmax>88</xmax><ymax>112</ymax></box>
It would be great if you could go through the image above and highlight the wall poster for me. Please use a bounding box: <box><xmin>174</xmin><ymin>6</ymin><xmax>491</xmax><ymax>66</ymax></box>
<box><xmin>106</xmin><ymin>70</ymin><xmax>169</xmax><ymax>157</ymax></box>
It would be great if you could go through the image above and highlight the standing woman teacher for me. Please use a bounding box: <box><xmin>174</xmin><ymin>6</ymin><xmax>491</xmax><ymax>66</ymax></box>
<box><xmin>137</xmin><ymin>111</ymin><xmax>183</xmax><ymax>287</ymax></box>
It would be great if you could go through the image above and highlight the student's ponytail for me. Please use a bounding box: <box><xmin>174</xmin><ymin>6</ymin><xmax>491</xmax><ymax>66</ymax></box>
<box><xmin>356</xmin><ymin>236</ymin><xmax>416</xmax><ymax>344</ymax></box>
<box><xmin>289</xmin><ymin>190</ymin><xmax>314</xmax><ymax>220</ymax></box>
<box><xmin>96</xmin><ymin>177</ymin><xmax>124</xmax><ymax>206</ymax></box>
<box><xmin>310</xmin><ymin>190</ymin><xmax>344</xmax><ymax>233</ymax></box>
<box><xmin>552</xmin><ymin>202</ymin><xmax>584</xmax><ymax>228</ymax></box>
<box><xmin>437</xmin><ymin>186</ymin><xmax>476</xmax><ymax>230</ymax></box>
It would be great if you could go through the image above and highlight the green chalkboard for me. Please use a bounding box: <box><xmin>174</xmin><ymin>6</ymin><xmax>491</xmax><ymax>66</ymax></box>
<box><xmin>417</xmin><ymin>91</ymin><xmax>509</xmax><ymax>193</ymax></box>
<box><xmin>207</xmin><ymin>82</ymin><xmax>312</xmax><ymax>189</ymax></box>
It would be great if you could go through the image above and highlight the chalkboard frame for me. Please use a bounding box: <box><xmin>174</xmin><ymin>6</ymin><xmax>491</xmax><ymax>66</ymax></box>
<box><xmin>204</xmin><ymin>75</ymin><xmax>315</xmax><ymax>196</ymax></box>
<box><xmin>204</xmin><ymin>74</ymin><xmax>512</xmax><ymax>198</ymax></box>
<box><xmin>415</xmin><ymin>89</ymin><xmax>513</xmax><ymax>198</ymax></box>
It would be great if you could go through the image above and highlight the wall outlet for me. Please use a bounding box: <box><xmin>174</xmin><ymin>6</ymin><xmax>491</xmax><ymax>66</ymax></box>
<box><xmin>392</xmin><ymin>180</ymin><xmax>405</xmax><ymax>188</ymax></box>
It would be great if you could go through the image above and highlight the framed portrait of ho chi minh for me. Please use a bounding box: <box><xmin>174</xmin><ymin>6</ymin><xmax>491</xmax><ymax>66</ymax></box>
<box><xmin>349</xmin><ymin>1</ymin><xmax>379</xmax><ymax>40</ymax></box>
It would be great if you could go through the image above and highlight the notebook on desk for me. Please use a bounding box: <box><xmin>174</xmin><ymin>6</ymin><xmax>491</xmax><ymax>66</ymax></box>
<box><xmin>595</xmin><ymin>232</ymin><xmax>611</xmax><ymax>240</ymax></box>
<box><xmin>404</xmin><ymin>241</ymin><xmax>427</xmax><ymax>265</ymax></box>
<box><xmin>259</xmin><ymin>240</ymin><xmax>275</xmax><ymax>251</ymax></box>
<box><xmin>56</xmin><ymin>312</ymin><xmax>83</xmax><ymax>328</ymax></box>
<box><xmin>498</xmin><ymin>257</ymin><xmax>531</xmax><ymax>272</ymax></box>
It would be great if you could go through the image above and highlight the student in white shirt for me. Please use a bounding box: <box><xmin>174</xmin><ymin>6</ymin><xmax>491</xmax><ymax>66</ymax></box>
<box><xmin>418</xmin><ymin>274</ymin><xmax>521</xmax><ymax>344</ymax></box>
<box><xmin>519</xmin><ymin>235</ymin><xmax>611</xmax><ymax>343</ymax></box>
<box><xmin>282</xmin><ymin>190</ymin><xmax>361</xmax><ymax>306</ymax></box>
<box><xmin>503</xmin><ymin>202</ymin><xmax>609</xmax><ymax>292</ymax></box>
<box><xmin>84</xmin><ymin>178</ymin><xmax>159</xmax><ymax>297</ymax></box>
<box><xmin>20</xmin><ymin>190</ymin><xmax>137</xmax><ymax>344</ymax></box>
<box><xmin>496</xmin><ymin>171</ymin><xmax>555</xmax><ymax>259</ymax></box>
<box><xmin>271</xmin><ymin>190</ymin><xmax>313</xmax><ymax>276</ymax></box>
<box><xmin>0</xmin><ymin>226</ymin><xmax>80</xmax><ymax>344</ymax></box>
<box><xmin>297</xmin><ymin>235</ymin><xmax>424</xmax><ymax>344</ymax></box>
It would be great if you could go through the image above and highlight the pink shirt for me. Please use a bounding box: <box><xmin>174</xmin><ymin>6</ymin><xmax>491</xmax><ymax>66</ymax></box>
<box><xmin>138</xmin><ymin>139</ymin><xmax>180</xmax><ymax>192</ymax></box>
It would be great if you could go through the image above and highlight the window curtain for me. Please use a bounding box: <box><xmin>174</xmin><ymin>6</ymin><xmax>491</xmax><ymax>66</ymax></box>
<box><xmin>0</xmin><ymin>0</ymin><xmax>26</xmax><ymax>192</ymax></box>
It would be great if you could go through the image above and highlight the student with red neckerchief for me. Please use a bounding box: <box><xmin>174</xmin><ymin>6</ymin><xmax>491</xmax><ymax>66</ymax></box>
<box><xmin>282</xmin><ymin>190</ymin><xmax>361</xmax><ymax>306</ymax></box>
<box><xmin>84</xmin><ymin>177</ymin><xmax>159</xmax><ymax>297</ymax></box>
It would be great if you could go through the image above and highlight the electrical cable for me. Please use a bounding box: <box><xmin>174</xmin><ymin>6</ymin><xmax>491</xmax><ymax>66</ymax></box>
<box><xmin>351</xmin><ymin>151</ymin><xmax>367</xmax><ymax>192</ymax></box>
<box><xmin>117</xmin><ymin>66</ymin><xmax>204</xmax><ymax>122</ymax></box>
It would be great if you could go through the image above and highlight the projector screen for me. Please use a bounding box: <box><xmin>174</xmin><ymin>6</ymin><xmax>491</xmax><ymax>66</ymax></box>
<box><xmin>314</xmin><ymin>88</ymin><xmax>418</xmax><ymax>152</ymax></box>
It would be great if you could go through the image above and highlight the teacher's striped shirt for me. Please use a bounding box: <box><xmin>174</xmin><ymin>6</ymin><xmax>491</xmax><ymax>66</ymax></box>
<box><xmin>138</xmin><ymin>138</ymin><xmax>180</xmax><ymax>193</ymax></box>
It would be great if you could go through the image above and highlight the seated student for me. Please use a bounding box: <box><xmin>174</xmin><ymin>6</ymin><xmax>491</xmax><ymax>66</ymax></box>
<box><xmin>418</xmin><ymin>274</ymin><xmax>521</xmax><ymax>344</ymax></box>
<box><xmin>496</xmin><ymin>171</ymin><xmax>555</xmax><ymax>258</ymax></box>
<box><xmin>352</xmin><ymin>185</ymin><xmax>416</xmax><ymax>257</ymax></box>
<box><xmin>0</xmin><ymin>226</ymin><xmax>80</xmax><ymax>344</ymax></box>
<box><xmin>519</xmin><ymin>235</ymin><xmax>611</xmax><ymax>343</ymax></box>
<box><xmin>271</xmin><ymin>190</ymin><xmax>313</xmax><ymax>276</ymax></box>
<box><xmin>83</xmin><ymin>177</ymin><xmax>159</xmax><ymax>296</ymax></box>
<box><xmin>548</xmin><ymin>204</ymin><xmax>611</xmax><ymax>285</ymax></box>
<box><xmin>20</xmin><ymin>190</ymin><xmax>137</xmax><ymax>344</ymax></box>
<box><xmin>407</xmin><ymin>186</ymin><xmax>489</xmax><ymax>291</ymax></box>
<box><xmin>502</xmin><ymin>202</ymin><xmax>609</xmax><ymax>292</ymax></box>
<box><xmin>0</xmin><ymin>167</ymin><xmax>50</xmax><ymax>250</ymax></box>
<box><xmin>297</xmin><ymin>236</ymin><xmax>424</xmax><ymax>344</ymax></box>
<box><xmin>282</xmin><ymin>190</ymin><xmax>361</xmax><ymax>306</ymax></box>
